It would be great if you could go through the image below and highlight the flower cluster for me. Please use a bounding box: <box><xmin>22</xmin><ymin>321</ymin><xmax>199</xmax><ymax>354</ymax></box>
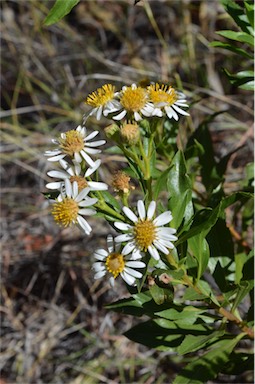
<box><xmin>85</xmin><ymin>82</ymin><xmax>189</xmax><ymax>122</ymax></box>
<box><xmin>45</xmin><ymin>125</ymin><xmax>107</xmax><ymax>235</ymax></box>
<box><xmin>43</xmin><ymin>81</ymin><xmax>189</xmax><ymax>289</ymax></box>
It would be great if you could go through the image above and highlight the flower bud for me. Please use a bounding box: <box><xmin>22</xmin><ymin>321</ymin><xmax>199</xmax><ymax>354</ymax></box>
<box><xmin>104</xmin><ymin>123</ymin><xmax>119</xmax><ymax>139</ymax></box>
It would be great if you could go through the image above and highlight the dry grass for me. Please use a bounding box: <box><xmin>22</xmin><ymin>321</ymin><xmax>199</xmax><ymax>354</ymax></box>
<box><xmin>0</xmin><ymin>0</ymin><xmax>253</xmax><ymax>383</ymax></box>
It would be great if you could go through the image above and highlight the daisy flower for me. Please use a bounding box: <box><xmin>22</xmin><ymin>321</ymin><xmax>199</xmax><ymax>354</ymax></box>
<box><xmin>85</xmin><ymin>84</ymin><xmax>121</xmax><ymax>120</ymax></box>
<box><xmin>147</xmin><ymin>83</ymin><xmax>189</xmax><ymax>121</ymax></box>
<box><xmin>51</xmin><ymin>179</ymin><xmax>97</xmax><ymax>235</ymax></box>
<box><xmin>93</xmin><ymin>234</ymin><xmax>146</xmax><ymax>287</ymax></box>
<box><xmin>114</xmin><ymin>200</ymin><xmax>177</xmax><ymax>261</ymax></box>
<box><xmin>46</xmin><ymin>159</ymin><xmax>108</xmax><ymax>193</ymax></box>
<box><xmin>112</xmin><ymin>83</ymin><xmax>154</xmax><ymax>122</ymax></box>
<box><xmin>45</xmin><ymin>125</ymin><xmax>105</xmax><ymax>167</ymax></box>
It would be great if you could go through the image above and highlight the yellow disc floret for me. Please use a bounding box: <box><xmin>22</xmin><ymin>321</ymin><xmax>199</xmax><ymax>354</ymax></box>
<box><xmin>59</xmin><ymin>130</ymin><xmax>84</xmax><ymax>157</ymax></box>
<box><xmin>70</xmin><ymin>175</ymin><xmax>88</xmax><ymax>192</ymax></box>
<box><xmin>86</xmin><ymin>84</ymin><xmax>116</xmax><ymax>107</ymax></box>
<box><xmin>106</xmin><ymin>252</ymin><xmax>125</xmax><ymax>278</ymax></box>
<box><xmin>52</xmin><ymin>198</ymin><xmax>79</xmax><ymax>227</ymax></box>
<box><xmin>148</xmin><ymin>83</ymin><xmax>178</xmax><ymax>105</ymax></box>
<box><xmin>133</xmin><ymin>219</ymin><xmax>156</xmax><ymax>251</ymax></box>
<box><xmin>120</xmin><ymin>86</ymin><xmax>147</xmax><ymax>112</ymax></box>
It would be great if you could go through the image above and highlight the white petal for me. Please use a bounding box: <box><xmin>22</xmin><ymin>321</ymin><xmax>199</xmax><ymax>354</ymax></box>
<box><xmin>47</xmin><ymin>154</ymin><xmax>66</xmax><ymax>162</ymax></box>
<box><xmin>78</xmin><ymin>208</ymin><xmax>96</xmax><ymax>216</ymax></box>
<box><xmin>88</xmin><ymin>181</ymin><xmax>108</xmax><ymax>191</ymax></box>
<box><xmin>96</xmin><ymin>106</ymin><xmax>103</xmax><ymax>120</ymax></box>
<box><xmin>80</xmin><ymin>151</ymin><xmax>95</xmax><ymax>167</ymax></box>
<box><xmin>165</xmin><ymin>106</ymin><xmax>178</xmax><ymax>121</ymax></box>
<box><xmin>72</xmin><ymin>181</ymin><xmax>79</xmax><ymax>199</ymax></box>
<box><xmin>114</xmin><ymin>222</ymin><xmax>132</xmax><ymax>231</ymax></box>
<box><xmin>76</xmin><ymin>187</ymin><xmax>90</xmax><ymax>202</ymax></box>
<box><xmin>106</xmin><ymin>234</ymin><xmax>114</xmax><ymax>253</ymax></box>
<box><xmin>113</xmin><ymin>110</ymin><xmax>127</xmax><ymax>120</ymax></box>
<box><xmin>121</xmin><ymin>271</ymin><xmax>136</xmax><ymax>286</ymax></box>
<box><xmin>78</xmin><ymin>197</ymin><xmax>97</xmax><ymax>207</ymax></box>
<box><xmin>47</xmin><ymin>170</ymin><xmax>68</xmax><ymax>179</ymax></box>
<box><xmin>94</xmin><ymin>270</ymin><xmax>106</xmax><ymax>279</ymax></box>
<box><xmin>85</xmin><ymin>159</ymin><xmax>101</xmax><ymax>177</ymax></box>
<box><xmin>46</xmin><ymin>181</ymin><xmax>62</xmax><ymax>190</ymax></box>
<box><xmin>131</xmin><ymin>248</ymin><xmax>143</xmax><ymax>260</ymax></box>
<box><xmin>157</xmin><ymin>227</ymin><xmax>177</xmax><ymax>236</ymax></box>
<box><xmin>109</xmin><ymin>276</ymin><xmax>115</xmax><ymax>287</ymax></box>
<box><xmin>85</xmin><ymin>140</ymin><xmax>106</xmax><ymax>147</ymax></box>
<box><xmin>114</xmin><ymin>233</ymin><xmax>134</xmax><ymax>243</ymax></box>
<box><xmin>125</xmin><ymin>261</ymin><xmax>145</xmax><ymax>269</ymax></box>
<box><xmin>134</xmin><ymin>111</ymin><xmax>142</xmax><ymax>121</ymax></box>
<box><xmin>137</xmin><ymin>200</ymin><xmax>146</xmax><ymax>220</ymax></box>
<box><xmin>74</xmin><ymin>152</ymin><xmax>83</xmax><ymax>163</ymax></box>
<box><xmin>147</xmin><ymin>201</ymin><xmax>156</xmax><ymax>220</ymax></box>
<box><xmin>77</xmin><ymin>216</ymin><xmax>92</xmax><ymax>234</ymax></box>
<box><xmin>94</xmin><ymin>248</ymin><xmax>108</xmax><ymax>258</ymax></box>
<box><xmin>93</xmin><ymin>262</ymin><xmax>105</xmax><ymax>271</ymax></box>
<box><xmin>124</xmin><ymin>267</ymin><xmax>142</xmax><ymax>278</ymax></box>
<box><xmin>154</xmin><ymin>239</ymin><xmax>169</xmax><ymax>254</ymax></box>
<box><xmin>122</xmin><ymin>241</ymin><xmax>136</xmax><ymax>255</ymax></box>
<box><xmin>85</xmin><ymin>130</ymin><xmax>99</xmax><ymax>141</ymax></box>
<box><xmin>123</xmin><ymin>206</ymin><xmax>138</xmax><ymax>223</ymax></box>
<box><xmin>148</xmin><ymin>245</ymin><xmax>160</xmax><ymax>260</ymax></box>
<box><xmin>84</xmin><ymin>147</ymin><xmax>101</xmax><ymax>155</ymax></box>
<box><xmin>153</xmin><ymin>211</ymin><xmax>172</xmax><ymax>226</ymax></box>
<box><xmin>65</xmin><ymin>179</ymin><xmax>72</xmax><ymax>197</ymax></box>
<box><xmin>172</xmin><ymin>104</ymin><xmax>189</xmax><ymax>115</ymax></box>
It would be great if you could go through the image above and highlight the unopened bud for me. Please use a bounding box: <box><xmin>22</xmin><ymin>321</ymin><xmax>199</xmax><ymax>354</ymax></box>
<box><xmin>104</xmin><ymin>123</ymin><xmax>119</xmax><ymax>139</ymax></box>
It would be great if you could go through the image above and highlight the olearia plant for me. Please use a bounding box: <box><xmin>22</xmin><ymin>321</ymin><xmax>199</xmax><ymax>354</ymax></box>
<box><xmin>43</xmin><ymin>79</ymin><xmax>254</xmax><ymax>383</ymax></box>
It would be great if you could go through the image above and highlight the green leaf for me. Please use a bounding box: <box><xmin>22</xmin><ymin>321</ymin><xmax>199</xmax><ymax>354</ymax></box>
<box><xmin>188</xmin><ymin>235</ymin><xmax>210</xmax><ymax>280</ymax></box>
<box><xmin>98</xmin><ymin>191</ymin><xmax>121</xmax><ymax>211</ymax></box>
<box><xmin>177</xmin><ymin>330</ymin><xmax>225</xmax><ymax>355</ymax></box>
<box><xmin>153</xmin><ymin>165</ymin><xmax>171</xmax><ymax>199</ymax></box>
<box><xmin>216</xmin><ymin>30</ymin><xmax>254</xmax><ymax>46</ymax></box>
<box><xmin>223</xmin><ymin>69</ymin><xmax>254</xmax><ymax>90</ymax></box>
<box><xmin>167</xmin><ymin>150</ymin><xmax>193</xmax><ymax>230</ymax></box>
<box><xmin>125</xmin><ymin>319</ymin><xmax>212</xmax><ymax>351</ymax></box>
<box><xmin>210</xmin><ymin>41</ymin><xmax>253</xmax><ymax>59</ymax></box>
<box><xmin>149</xmin><ymin>283</ymin><xmax>174</xmax><ymax>305</ymax></box>
<box><xmin>220</xmin><ymin>0</ymin><xmax>251</xmax><ymax>34</ymax></box>
<box><xmin>182</xmin><ymin>286</ymin><xmax>208</xmax><ymax>301</ymax></box>
<box><xmin>245</xmin><ymin>1</ymin><xmax>254</xmax><ymax>29</ymax></box>
<box><xmin>155</xmin><ymin>306</ymin><xmax>207</xmax><ymax>325</ymax></box>
<box><xmin>173</xmin><ymin>333</ymin><xmax>245</xmax><ymax>384</ymax></box>
<box><xmin>44</xmin><ymin>0</ymin><xmax>80</xmax><ymax>26</ymax></box>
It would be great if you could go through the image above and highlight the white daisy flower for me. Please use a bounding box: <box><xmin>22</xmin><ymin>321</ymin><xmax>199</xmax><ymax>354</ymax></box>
<box><xmin>85</xmin><ymin>84</ymin><xmax>121</xmax><ymax>120</ymax></box>
<box><xmin>147</xmin><ymin>83</ymin><xmax>189</xmax><ymax>121</ymax></box>
<box><xmin>112</xmin><ymin>84</ymin><xmax>154</xmax><ymax>122</ymax></box>
<box><xmin>45</xmin><ymin>125</ymin><xmax>105</xmax><ymax>167</ymax></box>
<box><xmin>114</xmin><ymin>200</ymin><xmax>177</xmax><ymax>261</ymax></box>
<box><xmin>93</xmin><ymin>234</ymin><xmax>146</xmax><ymax>287</ymax></box>
<box><xmin>46</xmin><ymin>159</ymin><xmax>108</xmax><ymax>193</ymax></box>
<box><xmin>51</xmin><ymin>179</ymin><xmax>97</xmax><ymax>235</ymax></box>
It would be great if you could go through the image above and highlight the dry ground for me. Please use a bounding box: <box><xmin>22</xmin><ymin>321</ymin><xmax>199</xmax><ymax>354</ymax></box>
<box><xmin>0</xmin><ymin>1</ymin><xmax>253</xmax><ymax>383</ymax></box>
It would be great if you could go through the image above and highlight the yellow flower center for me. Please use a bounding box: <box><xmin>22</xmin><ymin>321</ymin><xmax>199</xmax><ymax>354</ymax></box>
<box><xmin>133</xmin><ymin>219</ymin><xmax>156</xmax><ymax>251</ymax></box>
<box><xmin>86</xmin><ymin>84</ymin><xmax>115</xmax><ymax>107</ymax></box>
<box><xmin>106</xmin><ymin>252</ymin><xmax>125</xmax><ymax>278</ymax></box>
<box><xmin>59</xmin><ymin>130</ymin><xmax>84</xmax><ymax>157</ymax></box>
<box><xmin>52</xmin><ymin>198</ymin><xmax>79</xmax><ymax>227</ymax></box>
<box><xmin>120</xmin><ymin>86</ymin><xmax>147</xmax><ymax>112</ymax></box>
<box><xmin>148</xmin><ymin>83</ymin><xmax>178</xmax><ymax>105</ymax></box>
<box><xmin>70</xmin><ymin>175</ymin><xmax>88</xmax><ymax>192</ymax></box>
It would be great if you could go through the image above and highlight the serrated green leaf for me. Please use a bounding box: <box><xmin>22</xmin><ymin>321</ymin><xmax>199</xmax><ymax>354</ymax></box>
<box><xmin>44</xmin><ymin>0</ymin><xmax>80</xmax><ymax>26</ymax></box>
<box><xmin>216</xmin><ymin>30</ymin><xmax>254</xmax><ymax>46</ymax></box>
<box><xmin>177</xmin><ymin>330</ymin><xmax>225</xmax><ymax>355</ymax></box>
<box><xmin>173</xmin><ymin>333</ymin><xmax>245</xmax><ymax>384</ymax></box>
